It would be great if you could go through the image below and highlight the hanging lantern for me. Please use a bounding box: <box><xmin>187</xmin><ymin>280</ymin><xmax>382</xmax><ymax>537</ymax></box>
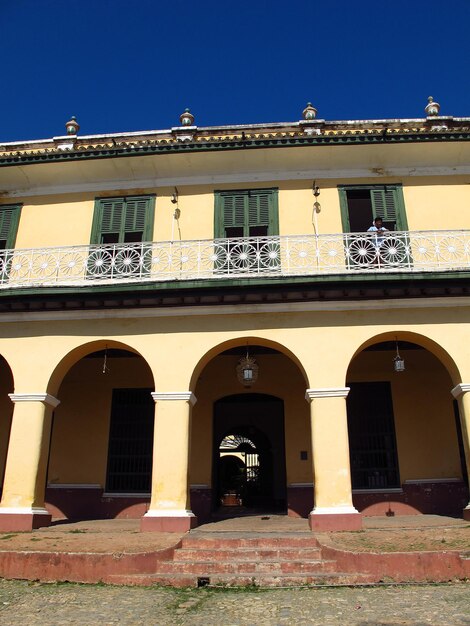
<box><xmin>236</xmin><ymin>350</ymin><xmax>259</xmax><ymax>387</ymax></box>
<box><xmin>393</xmin><ymin>340</ymin><xmax>405</xmax><ymax>372</ymax></box>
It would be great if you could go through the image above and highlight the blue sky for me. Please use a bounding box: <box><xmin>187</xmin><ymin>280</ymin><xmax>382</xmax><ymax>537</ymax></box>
<box><xmin>1</xmin><ymin>0</ymin><xmax>469</xmax><ymax>142</ymax></box>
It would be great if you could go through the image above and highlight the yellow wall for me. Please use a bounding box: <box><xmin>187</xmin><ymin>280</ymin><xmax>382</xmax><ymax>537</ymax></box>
<box><xmin>10</xmin><ymin>176</ymin><xmax>470</xmax><ymax>249</ymax></box>
<box><xmin>347</xmin><ymin>348</ymin><xmax>462</xmax><ymax>481</ymax></box>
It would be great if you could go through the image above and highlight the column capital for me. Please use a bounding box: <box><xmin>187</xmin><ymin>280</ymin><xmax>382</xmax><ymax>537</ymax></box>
<box><xmin>151</xmin><ymin>391</ymin><xmax>197</xmax><ymax>406</ymax></box>
<box><xmin>8</xmin><ymin>393</ymin><xmax>60</xmax><ymax>408</ymax></box>
<box><xmin>305</xmin><ymin>387</ymin><xmax>350</xmax><ymax>402</ymax></box>
<box><xmin>451</xmin><ymin>383</ymin><xmax>470</xmax><ymax>399</ymax></box>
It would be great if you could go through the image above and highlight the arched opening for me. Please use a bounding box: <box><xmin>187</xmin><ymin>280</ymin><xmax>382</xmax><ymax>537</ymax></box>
<box><xmin>214</xmin><ymin>394</ymin><xmax>286</xmax><ymax>513</ymax></box>
<box><xmin>46</xmin><ymin>343</ymin><xmax>154</xmax><ymax>521</ymax></box>
<box><xmin>0</xmin><ymin>356</ymin><xmax>14</xmax><ymax>497</ymax></box>
<box><xmin>346</xmin><ymin>336</ymin><xmax>468</xmax><ymax>517</ymax></box>
<box><xmin>190</xmin><ymin>340</ymin><xmax>311</xmax><ymax>522</ymax></box>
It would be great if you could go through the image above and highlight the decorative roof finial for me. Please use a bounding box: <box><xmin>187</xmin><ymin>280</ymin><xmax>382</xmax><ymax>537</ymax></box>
<box><xmin>65</xmin><ymin>115</ymin><xmax>80</xmax><ymax>135</ymax></box>
<box><xmin>425</xmin><ymin>96</ymin><xmax>440</xmax><ymax>117</ymax></box>
<box><xmin>180</xmin><ymin>108</ymin><xmax>195</xmax><ymax>126</ymax></box>
<box><xmin>302</xmin><ymin>102</ymin><xmax>317</xmax><ymax>121</ymax></box>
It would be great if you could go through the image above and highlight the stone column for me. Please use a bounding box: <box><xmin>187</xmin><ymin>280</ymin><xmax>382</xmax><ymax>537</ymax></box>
<box><xmin>0</xmin><ymin>393</ymin><xmax>60</xmax><ymax>531</ymax></box>
<box><xmin>305</xmin><ymin>387</ymin><xmax>361</xmax><ymax>531</ymax></box>
<box><xmin>451</xmin><ymin>383</ymin><xmax>470</xmax><ymax>520</ymax></box>
<box><xmin>141</xmin><ymin>392</ymin><xmax>197</xmax><ymax>532</ymax></box>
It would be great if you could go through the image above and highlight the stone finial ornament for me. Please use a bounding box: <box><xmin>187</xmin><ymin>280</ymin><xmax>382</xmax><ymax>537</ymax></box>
<box><xmin>180</xmin><ymin>108</ymin><xmax>195</xmax><ymax>126</ymax></box>
<box><xmin>425</xmin><ymin>96</ymin><xmax>440</xmax><ymax>117</ymax></box>
<box><xmin>302</xmin><ymin>102</ymin><xmax>317</xmax><ymax>120</ymax></box>
<box><xmin>65</xmin><ymin>116</ymin><xmax>80</xmax><ymax>135</ymax></box>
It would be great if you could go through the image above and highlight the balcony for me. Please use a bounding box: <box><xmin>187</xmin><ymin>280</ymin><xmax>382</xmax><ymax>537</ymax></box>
<box><xmin>0</xmin><ymin>230</ymin><xmax>469</xmax><ymax>291</ymax></box>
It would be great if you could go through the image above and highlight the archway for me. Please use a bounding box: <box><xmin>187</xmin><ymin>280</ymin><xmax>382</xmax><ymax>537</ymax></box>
<box><xmin>46</xmin><ymin>342</ymin><xmax>155</xmax><ymax>521</ymax></box>
<box><xmin>346</xmin><ymin>335</ymin><xmax>468</xmax><ymax>517</ymax></box>
<box><xmin>190</xmin><ymin>340</ymin><xmax>311</xmax><ymax>522</ymax></box>
<box><xmin>214</xmin><ymin>394</ymin><xmax>287</xmax><ymax>513</ymax></box>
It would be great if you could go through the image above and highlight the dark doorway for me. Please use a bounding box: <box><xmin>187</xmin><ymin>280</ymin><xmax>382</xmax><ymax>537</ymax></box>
<box><xmin>213</xmin><ymin>394</ymin><xmax>287</xmax><ymax>513</ymax></box>
<box><xmin>106</xmin><ymin>388</ymin><xmax>154</xmax><ymax>493</ymax></box>
<box><xmin>346</xmin><ymin>381</ymin><xmax>400</xmax><ymax>489</ymax></box>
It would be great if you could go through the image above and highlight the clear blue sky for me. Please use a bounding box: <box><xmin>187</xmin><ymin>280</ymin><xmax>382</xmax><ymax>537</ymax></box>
<box><xmin>1</xmin><ymin>0</ymin><xmax>469</xmax><ymax>142</ymax></box>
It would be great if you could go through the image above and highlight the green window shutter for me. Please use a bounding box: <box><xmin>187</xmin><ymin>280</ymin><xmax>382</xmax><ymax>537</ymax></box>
<box><xmin>338</xmin><ymin>185</ymin><xmax>407</xmax><ymax>232</ymax></box>
<box><xmin>215</xmin><ymin>189</ymin><xmax>278</xmax><ymax>237</ymax></box>
<box><xmin>248</xmin><ymin>192</ymin><xmax>270</xmax><ymax>226</ymax></box>
<box><xmin>0</xmin><ymin>204</ymin><xmax>22</xmax><ymax>249</ymax></box>
<box><xmin>371</xmin><ymin>188</ymin><xmax>397</xmax><ymax>226</ymax></box>
<box><xmin>100</xmin><ymin>199</ymin><xmax>125</xmax><ymax>235</ymax></box>
<box><xmin>222</xmin><ymin>193</ymin><xmax>246</xmax><ymax>229</ymax></box>
<box><xmin>91</xmin><ymin>196</ymin><xmax>155</xmax><ymax>244</ymax></box>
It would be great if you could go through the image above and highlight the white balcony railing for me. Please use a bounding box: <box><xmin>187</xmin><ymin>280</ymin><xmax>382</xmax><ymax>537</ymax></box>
<box><xmin>0</xmin><ymin>230</ymin><xmax>469</xmax><ymax>290</ymax></box>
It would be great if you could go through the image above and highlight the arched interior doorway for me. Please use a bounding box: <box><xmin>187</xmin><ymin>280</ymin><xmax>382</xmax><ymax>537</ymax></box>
<box><xmin>213</xmin><ymin>394</ymin><xmax>287</xmax><ymax>513</ymax></box>
<box><xmin>347</xmin><ymin>337</ymin><xmax>468</xmax><ymax>516</ymax></box>
<box><xmin>46</xmin><ymin>345</ymin><xmax>154</xmax><ymax>521</ymax></box>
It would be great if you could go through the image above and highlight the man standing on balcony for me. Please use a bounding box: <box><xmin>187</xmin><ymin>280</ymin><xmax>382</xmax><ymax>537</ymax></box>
<box><xmin>367</xmin><ymin>217</ymin><xmax>388</xmax><ymax>265</ymax></box>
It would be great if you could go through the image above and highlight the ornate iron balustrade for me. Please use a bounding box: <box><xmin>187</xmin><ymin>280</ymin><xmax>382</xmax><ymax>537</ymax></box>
<box><xmin>1</xmin><ymin>230</ymin><xmax>469</xmax><ymax>289</ymax></box>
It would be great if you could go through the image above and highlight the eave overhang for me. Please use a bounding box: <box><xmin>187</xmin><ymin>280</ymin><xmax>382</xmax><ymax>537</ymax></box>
<box><xmin>0</xmin><ymin>271</ymin><xmax>468</xmax><ymax>315</ymax></box>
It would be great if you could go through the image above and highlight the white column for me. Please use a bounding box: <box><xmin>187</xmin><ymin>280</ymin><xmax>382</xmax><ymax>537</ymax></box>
<box><xmin>141</xmin><ymin>391</ymin><xmax>197</xmax><ymax>532</ymax></box>
<box><xmin>305</xmin><ymin>387</ymin><xmax>361</xmax><ymax>531</ymax></box>
<box><xmin>0</xmin><ymin>393</ymin><xmax>59</xmax><ymax>531</ymax></box>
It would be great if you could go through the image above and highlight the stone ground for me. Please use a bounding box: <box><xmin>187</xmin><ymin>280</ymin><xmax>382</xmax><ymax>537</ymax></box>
<box><xmin>0</xmin><ymin>579</ymin><xmax>469</xmax><ymax>625</ymax></box>
<box><xmin>0</xmin><ymin>515</ymin><xmax>468</xmax><ymax>554</ymax></box>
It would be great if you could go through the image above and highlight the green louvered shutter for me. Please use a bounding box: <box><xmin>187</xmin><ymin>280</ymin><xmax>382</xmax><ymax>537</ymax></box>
<box><xmin>0</xmin><ymin>205</ymin><xmax>21</xmax><ymax>249</ymax></box>
<box><xmin>248</xmin><ymin>191</ymin><xmax>270</xmax><ymax>229</ymax></box>
<box><xmin>222</xmin><ymin>193</ymin><xmax>246</xmax><ymax>232</ymax></box>
<box><xmin>91</xmin><ymin>196</ymin><xmax>155</xmax><ymax>244</ymax></box>
<box><xmin>370</xmin><ymin>186</ymin><xmax>407</xmax><ymax>231</ymax></box>
<box><xmin>215</xmin><ymin>189</ymin><xmax>278</xmax><ymax>238</ymax></box>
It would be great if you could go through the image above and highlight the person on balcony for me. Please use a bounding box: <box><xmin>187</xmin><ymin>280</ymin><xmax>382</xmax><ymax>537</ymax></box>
<box><xmin>367</xmin><ymin>217</ymin><xmax>388</xmax><ymax>265</ymax></box>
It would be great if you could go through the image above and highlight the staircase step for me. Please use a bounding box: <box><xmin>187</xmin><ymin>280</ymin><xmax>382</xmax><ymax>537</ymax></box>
<box><xmin>154</xmin><ymin>558</ymin><xmax>336</xmax><ymax>575</ymax></box>
<box><xmin>109</xmin><ymin>571</ymin><xmax>377</xmax><ymax>588</ymax></box>
<box><xmin>182</xmin><ymin>533</ymin><xmax>320</xmax><ymax>550</ymax></box>
<box><xmin>174</xmin><ymin>547</ymin><xmax>323</xmax><ymax>561</ymax></box>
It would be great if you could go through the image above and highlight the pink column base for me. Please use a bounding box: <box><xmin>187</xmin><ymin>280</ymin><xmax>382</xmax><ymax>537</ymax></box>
<box><xmin>309</xmin><ymin>511</ymin><xmax>362</xmax><ymax>532</ymax></box>
<box><xmin>140</xmin><ymin>514</ymin><xmax>197</xmax><ymax>533</ymax></box>
<box><xmin>0</xmin><ymin>512</ymin><xmax>52</xmax><ymax>532</ymax></box>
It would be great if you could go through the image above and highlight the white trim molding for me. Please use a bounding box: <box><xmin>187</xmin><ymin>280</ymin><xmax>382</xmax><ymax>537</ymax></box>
<box><xmin>151</xmin><ymin>392</ymin><xmax>197</xmax><ymax>406</ymax></box>
<box><xmin>404</xmin><ymin>478</ymin><xmax>461</xmax><ymax>484</ymax></box>
<box><xmin>305</xmin><ymin>387</ymin><xmax>350</xmax><ymax>402</ymax></box>
<box><xmin>143</xmin><ymin>509</ymin><xmax>196</xmax><ymax>518</ymax></box>
<box><xmin>47</xmin><ymin>483</ymin><xmax>101</xmax><ymax>489</ymax></box>
<box><xmin>8</xmin><ymin>393</ymin><xmax>60</xmax><ymax>408</ymax></box>
<box><xmin>0</xmin><ymin>506</ymin><xmax>50</xmax><ymax>516</ymax></box>
<box><xmin>310</xmin><ymin>505</ymin><xmax>360</xmax><ymax>515</ymax></box>
<box><xmin>451</xmin><ymin>383</ymin><xmax>470</xmax><ymax>399</ymax></box>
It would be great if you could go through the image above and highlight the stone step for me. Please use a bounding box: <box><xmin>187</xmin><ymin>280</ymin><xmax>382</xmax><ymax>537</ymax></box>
<box><xmin>182</xmin><ymin>534</ymin><xmax>320</xmax><ymax>550</ymax></box>
<box><xmin>154</xmin><ymin>558</ymin><xmax>336</xmax><ymax>575</ymax></box>
<box><xmin>109</xmin><ymin>571</ymin><xmax>377</xmax><ymax>588</ymax></box>
<box><xmin>174</xmin><ymin>547</ymin><xmax>323</xmax><ymax>561</ymax></box>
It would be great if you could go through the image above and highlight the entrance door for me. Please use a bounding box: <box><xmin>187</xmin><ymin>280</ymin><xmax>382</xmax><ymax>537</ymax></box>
<box><xmin>213</xmin><ymin>393</ymin><xmax>287</xmax><ymax>512</ymax></box>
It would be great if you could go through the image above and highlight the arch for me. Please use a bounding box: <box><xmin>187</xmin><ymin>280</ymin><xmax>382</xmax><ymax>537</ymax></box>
<box><xmin>189</xmin><ymin>336</ymin><xmax>309</xmax><ymax>392</ymax></box>
<box><xmin>346</xmin><ymin>330</ymin><xmax>462</xmax><ymax>385</ymax></box>
<box><xmin>47</xmin><ymin>339</ymin><xmax>153</xmax><ymax>397</ymax></box>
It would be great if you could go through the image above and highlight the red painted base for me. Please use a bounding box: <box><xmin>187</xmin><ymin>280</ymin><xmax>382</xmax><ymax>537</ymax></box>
<box><xmin>0</xmin><ymin>512</ymin><xmax>52</xmax><ymax>532</ymax></box>
<box><xmin>463</xmin><ymin>507</ymin><xmax>470</xmax><ymax>521</ymax></box>
<box><xmin>140</xmin><ymin>514</ymin><xmax>198</xmax><ymax>533</ymax></box>
<box><xmin>309</xmin><ymin>512</ymin><xmax>362</xmax><ymax>532</ymax></box>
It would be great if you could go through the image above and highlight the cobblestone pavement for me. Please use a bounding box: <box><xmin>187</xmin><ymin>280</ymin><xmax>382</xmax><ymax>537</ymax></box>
<box><xmin>0</xmin><ymin>580</ymin><xmax>468</xmax><ymax>625</ymax></box>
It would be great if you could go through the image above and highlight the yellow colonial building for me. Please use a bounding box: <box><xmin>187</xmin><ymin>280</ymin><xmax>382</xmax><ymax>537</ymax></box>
<box><xmin>0</xmin><ymin>99</ymin><xmax>469</xmax><ymax>533</ymax></box>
